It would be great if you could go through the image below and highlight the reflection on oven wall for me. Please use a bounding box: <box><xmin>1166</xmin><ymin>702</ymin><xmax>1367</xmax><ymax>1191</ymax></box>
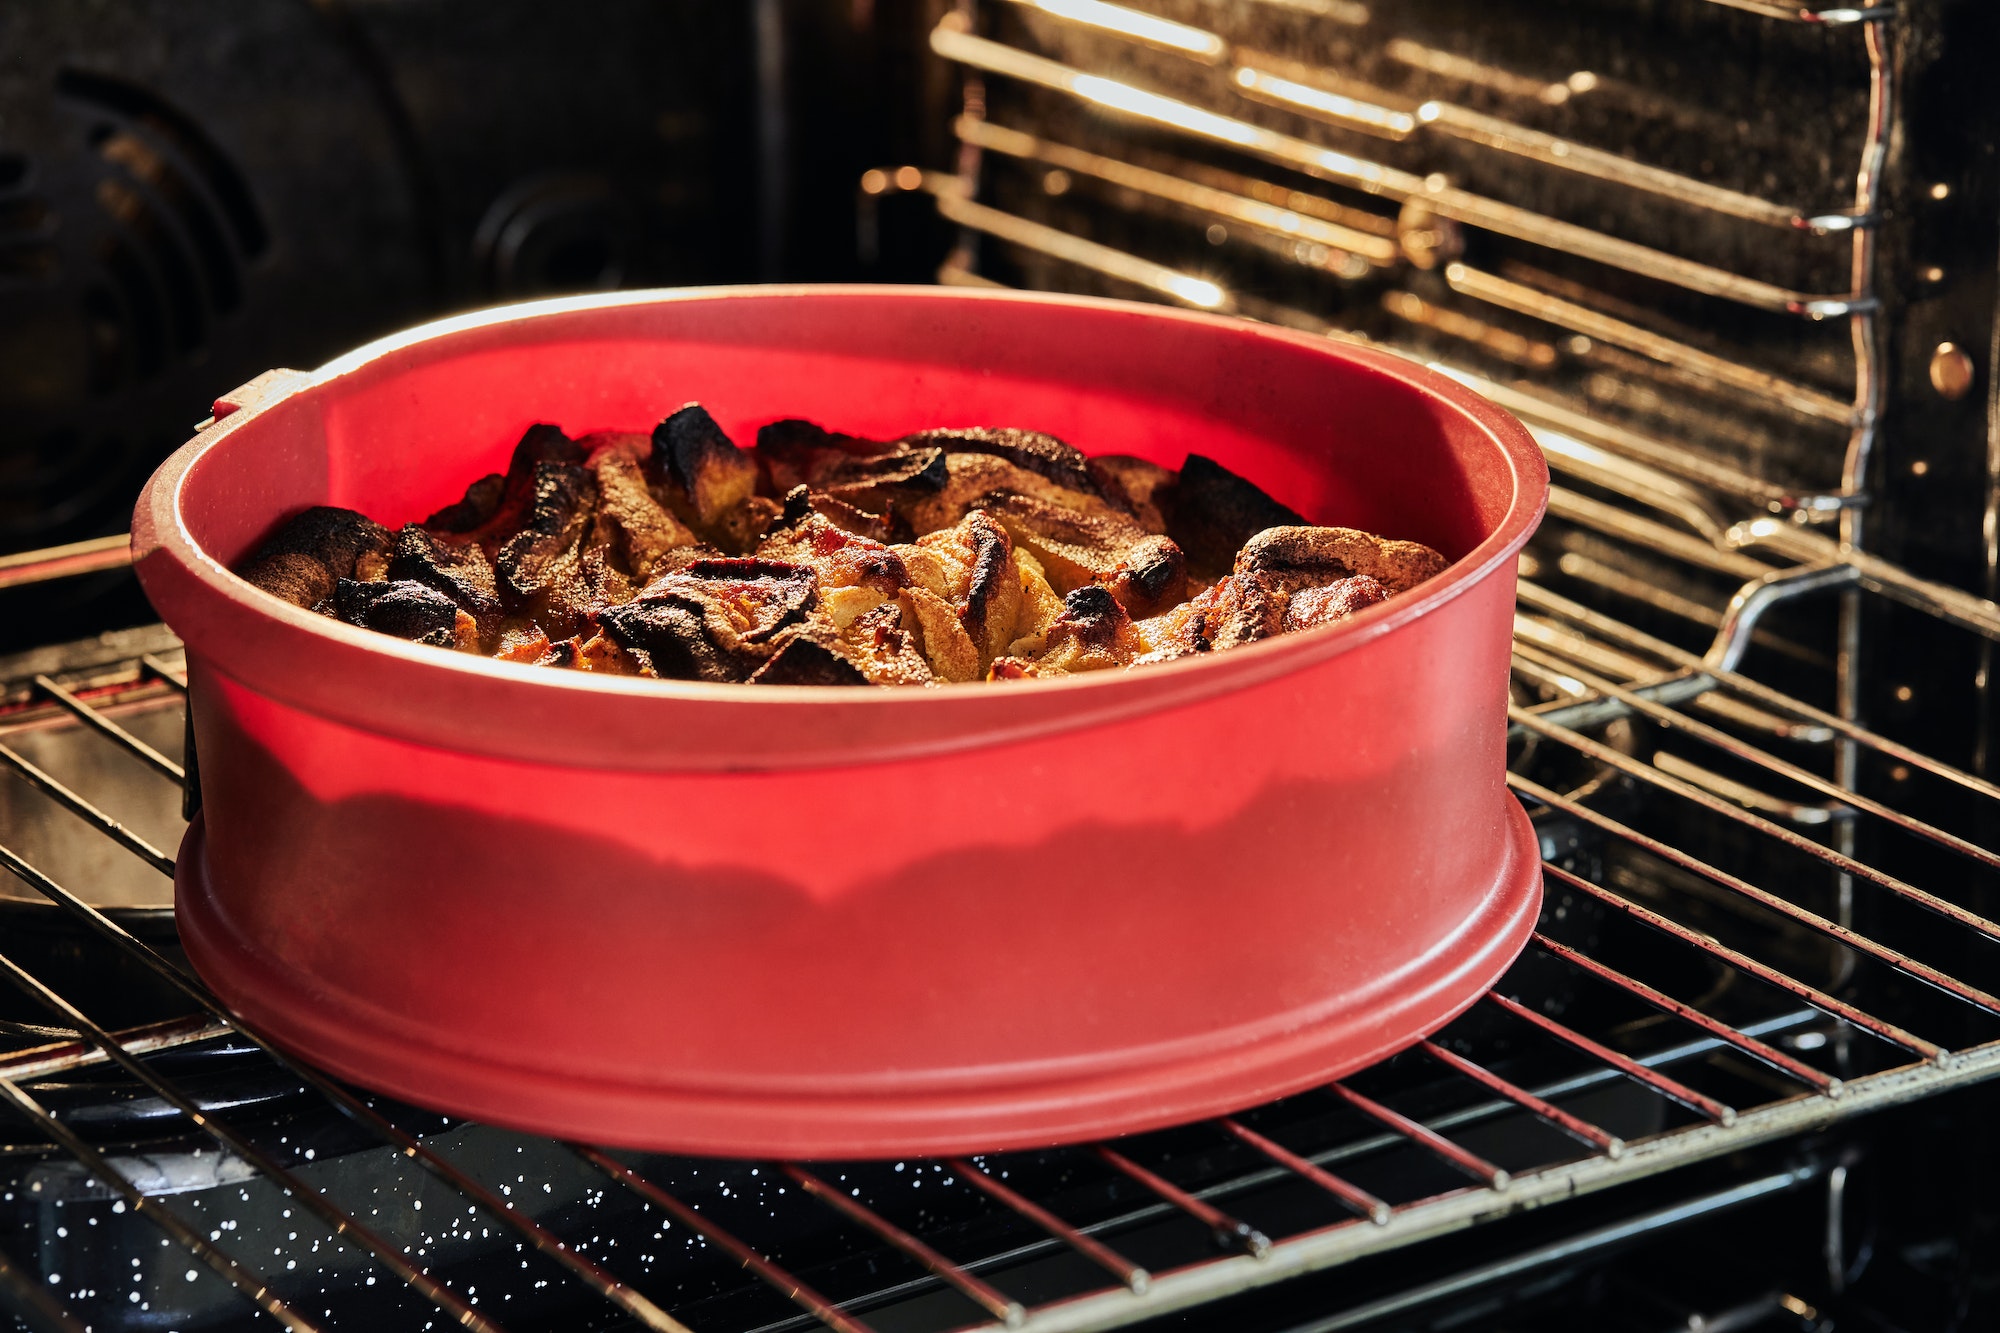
<box><xmin>906</xmin><ymin>0</ymin><xmax>2000</xmax><ymax>778</ymax></box>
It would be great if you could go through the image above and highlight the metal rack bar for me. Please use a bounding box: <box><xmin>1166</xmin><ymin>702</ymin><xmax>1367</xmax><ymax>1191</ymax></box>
<box><xmin>1445</xmin><ymin>264</ymin><xmax>1853</xmax><ymax>424</ymax></box>
<box><xmin>0</xmin><ymin>841</ymin><xmax>696</xmax><ymax>1333</ymax></box>
<box><xmin>0</xmin><ymin>1073</ymin><xmax>325</xmax><ymax>1333</ymax></box>
<box><xmin>931</xmin><ymin>23</ymin><xmax>1863</xmax><ymax>315</ymax></box>
<box><xmin>1001</xmin><ymin>0</ymin><xmax>1227</xmax><ymax>62</ymax></box>
<box><xmin>31</xmin><ymin>674</ymin><xmax>184</xmax><ymax>784</ymax></box>
<box><xmin>954</xmin><ymin>116</ymin><xmax>1398</xmax><ymax>263</ymax></box>
<box><xmin>947</xmin><ymin>1158</ymin><xmax>1152</xmax><ymax>1291</ymax></box>
<box><xmin>0</xmin><ymin>947</ymin><xmax>506</xmax><ymax>1333</ymax></box>
<box><xmin>1094</xmin><ymin>1147</ymin><xmax>1272</xmax><ymax>1257</ymax></box>
<box><xmin>1216</xmin><ymin>1118</ymin><xmax>1392</xmax><ymax>1223</ymax></box>
<box><xmin>578</xmin><ymin>1149</ymin><xmax>875</xmax><ymax>1333</ymax></box>
<box><xmin>1699</xmin><ymin>0</ymin><xmax>1894</xmax><ymax>23</ymax></box>
<box><xmin>1513</xmin><ymin>640</ymin><xmax>2000</xmax><ymax>875</ymax></box>
<box><xmin>1324</xmin><ymin>1083</ymin><xmax>1510</xmax><ymax>1189</ymax></box>
<box><xmin>1521</xmin><ymin>796</ymin><xmax>1943</xmax><ymax>1060</ymax></box>
<box><xmin>1509</xmin><ymin>705</ymin><xmax>2000</xmax><ymax>957</ymax></box>
<box><xmin>0</xmin><ymin>1014</ymin><xmax>230</xmax><ymax>1081</ymax></box>
<box><xmin>1530</xmin><ymin>935</ymin><xmax>1839</xmax><ymax>1096</ymax></box>
<box><xmin>1516</xmin><ymin>579</ymin><xmax>2000</xmax><ymax>804</ymax></box>
<box><xmin>0</xmin><ymin>535</ymin><xmax>132</xmax><ymax>593</ymax></box>
<box><xmin>934</xmin><ymin>187</ymin><xmax>1230</xmax><ymax>310</ymax></box>
<box><xmin>0</xmin><ymin>741</ymin><xmax>176</xmax><ymax>876</ymax></box>
<box><xmin>1416</xmin><ymin>1040</ymin><xmax>1625</xmax><ymax>1158</ymax></box>
<box><xmin>140</xmin><ymin>654</ymin><xmax>189</xmax><ymax>691</ymax></box>
<box><xmin>1485</xmin><ymin>993</ymin><xmax>1738</xmax><ymax>1126</ymax></box>
<box><xmin>786</xmin><ymin>1165</ymin><xmax>1025</xmax><ymax>1327</ymax></box>
<box><xmin>1008</xmin><ymin>0</ymin><xmax>1851</xmax><ymax>230</ymax></box>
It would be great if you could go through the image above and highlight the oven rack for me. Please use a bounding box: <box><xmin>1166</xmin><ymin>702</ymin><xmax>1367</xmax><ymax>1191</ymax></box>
<box><xmin>918</xmin><ymin>0</ymin><xmax>1893</xmax><ymax>520</ymax></box>
<box><xmin>2</xmin><ymin>474</ymin><xmax>1998</xmax><ymax>1333</ymax></box>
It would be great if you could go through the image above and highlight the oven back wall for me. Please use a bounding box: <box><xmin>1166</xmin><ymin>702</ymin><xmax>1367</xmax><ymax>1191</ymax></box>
<box><xmin>0</xmin><ymin>0</ymin><xmax>758</xmax><ymax>649</ymax></box>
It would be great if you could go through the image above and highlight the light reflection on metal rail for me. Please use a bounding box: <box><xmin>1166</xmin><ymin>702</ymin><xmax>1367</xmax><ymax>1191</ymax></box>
<box><xmin>0</xmin><ymin>1014</ymin><xmax>230</xmax><ymax>1081</ymax></box>
<box><xmin>32</xmin><ymin>674</ymin><xmax>185</xmax><ymax>783</ymax></box>
<box><xmin>578</xmin><ymin>1149</ymin><xmax>876</xmax><ymax>1333</ymax></box>
<box><xmin>954</xmin><ymin>116</ymin><xmax>1398</xmax><ymax>264</ymax></box>
<box><xmin>0</xmin><ymin>842</ymin><xmax>699</xmax><ymax>1333</ymax></box>
<box><xmin>1002</xmin><ymin>0</ymin><xmax>1227</xmax><ymax>62</ymax></box>
<box><xmin>1010</xmin><ymin>0</ymin><xmax>1855</xmax><ymax>231</ymax></box>
<box><xmin>1215</xmin><ymin>1118</ymin><xmax>1391</xmax><ymax>1224</ymax></box>
<box><xmin>1415</xmin><ymin>1041</ymin><xmax>1624</xmax><ymax>1159</ymax></box>
<box><xmin>1414</xmin><ymin>100</ymin><xmax>1810</xmax><ymax>228</ymax></box>
<box><xmin>0</xmin><ymin>535</ymin><xmax>132</xmax><ymax>592</ymax></box>
<box><xmin>1530</xmin><ymin>934</ymin><xmax>1839</xmax><ymax>1096</ymax></box>
<box><xmin>932</xmin><ymin>183</ymin><xmax>1233</xmax><ymax>311</ymax></box>
<box><xmin>1444</xmin><ymin>264</ymin><xmax>1854</xmax><ymax>424</ymax></box>
<box><xmin>1095</xmin><ymin>1147</ymin><xmax>1272</xmax><ymax>1257</ymax></box>
<box><xmin>1325</xmin><ymin>1083</ymin><xmax>1509</xmax><ymax>1189</ymax></box>
<box><xmin>1700</xmin><ymin>0</ymin><xmax>1894</xmax><ymax>22</ymax></box>
<box><xmin>1729</xmin><ymin>518</ymin><xmax>2000</xmax><ymax>642</ymax></box>
<box><xmin>1707</xmin><ymin>563</ymin><xmax>1864</xmax><ymax>672</ymax></box>
<box><xmin>1231</xmin><ymin>63</ymin><xmax>1417</xmax><ymax>140</ymax></box>
<box><xmin>0</xmin><ymin>947</ymin><xmax>507</xmax><ymax>1333</ymax></box>
<box><xmin>1436</xmin><ymin>370</ymin><xmax>1811</xmax><ymax>513</ymax></box>
<box><xmin>1509</xmin><ymin>705</ymin><xmax>2000</xmax><ymax>957</ymax></box>
<box><xmin>1646</xmin><ymin>750</ymin><xmax>1844</xmax><ymax>828</ymax></box>
<box><xmin>948</xmin><ymin>1157</ymin><xmax>1153</xmax><ymax>1292</ymax></box>
<box><xmin>932</xmin><ymin>20</ymin><xmax>1865</xmax><ymax>315</ymax></box>
<box><xmin>1548</xmin><ymin>489</ymin><xmax>1773</xmax><ymax>580</ymax></box>
<box><xmin>1487</xmin><ymin>993</ymin><xmax>1738</xmax><ymax>1126</ymax></box>
<box><xmin>787</xmin><ymin>1165</ymin><xmax>1026</xmax><ymax>1327</ymax></box>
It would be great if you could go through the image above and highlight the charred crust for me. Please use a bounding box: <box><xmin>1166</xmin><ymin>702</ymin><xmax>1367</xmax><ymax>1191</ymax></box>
<box><xmin>749</xmin><ymin>634</ymin><xmax>871</xmax><ymax>686</ymax></box>
<box><xmin>653</xmin><ymin>403</ymin><xmax>759</xmax><ymax>530</ymax></box>
<box><xmin>825</xmin><ymin>447</ymin><xmax>949</xmax><ymax>495</ymax></box>
<box><xmin>238</xmin><ymin>506</ymin><xmax>394</xmax><ymax>609</ymax></box>
<box><xmin>902</xmin><ymin>426</ymin><xmax>1097</xmax><ymax>494</ymax></box>
<box><xmin>1062</xmin><ymin>584</ymin><xmax>1122</xmax><ymax>623</ymax></box>
<box><xmin>778</xmin><ymin>484</ymin><xmax>815</xmax><ymax>527</ymax></box>
<box><xmin>603</xmin><ymin>559</ymin><xmax>819</xmax><ymax>681</ymax></box>
<box><xmin>332</xmin><ymin>578</ymin><xmax>462</xmax><ymax>644</ymax></box>
<box><xmin>495</xmin><ymin>464</ymin><xmax>596</xmax><ymax>598</ymax></box>
<box><xmin>1115</xmin><ymin>536</ymin><xmax>1187</xmax><ymax>615</ymax></box>
<box><xmin>653</xmin><ymin>404</ymin><xmax>736</xmax><ymax>483</ymax></box>
<box><xmin>388</xmin><ymin>525</ymin><xmax>503</xmax><ymax>635</ymax></box>
<box><xmin>756</xmin><ymin>418</ymin><xmax>895</xmax><ymax>459</ymax></box>
<box><xmin>1165</xmin><ymin>454</ymin><xmax>1305</xmax><ymax>577</ymax></box>
<box><xmin>424</xmin><ymin>473</ymin><xmax>505</xmax><ymax>533</ymax></box>
<box><xmin>958</xmin><ymin>513</ymin><xmax>1014</xmax><ymax>643</ymax></box>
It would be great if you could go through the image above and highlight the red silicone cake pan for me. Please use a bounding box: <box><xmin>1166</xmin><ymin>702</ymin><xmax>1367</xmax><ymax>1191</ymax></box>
<box><xmin>131</xmin><ymin>286</ymin><xmax>1548</xmax><ymax>1157</ymax></box>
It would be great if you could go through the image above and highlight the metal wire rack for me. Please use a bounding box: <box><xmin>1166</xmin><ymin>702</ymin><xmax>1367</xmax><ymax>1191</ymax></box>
<box><xmin>3</xmin><ymin>8</ymin><xmax>1996</xmax><ymax>1323</ymax></box>
<box><xmin>1</xmin><ymin>447</ymin><xmax>1997</xmax><ymax>1332</ymax></box>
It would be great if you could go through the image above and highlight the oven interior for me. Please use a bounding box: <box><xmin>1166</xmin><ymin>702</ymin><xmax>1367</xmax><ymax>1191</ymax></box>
<box><xmin>2</xmin><ymin>1</ymin><xmax>1999</xmax><ymax>1330</ymax></box>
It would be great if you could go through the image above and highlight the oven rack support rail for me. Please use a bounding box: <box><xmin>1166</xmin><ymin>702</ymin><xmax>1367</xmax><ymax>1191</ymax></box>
<box><xmin>3</xmin><ymin>483</ymin><xmax>2000</xmax><ymax>1333</ymax></box>
<box><xmin>915</xmin><ymin>0</ymin><xmax>1895</xmax><ymax>524</ymax></box>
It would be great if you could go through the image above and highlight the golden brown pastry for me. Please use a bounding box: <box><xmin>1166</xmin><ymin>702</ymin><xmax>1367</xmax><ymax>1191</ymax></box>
<box><xmin>238</xmin><ymin>407</ymin><xmax>1446</xmax><ymax>687</ymax></box>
